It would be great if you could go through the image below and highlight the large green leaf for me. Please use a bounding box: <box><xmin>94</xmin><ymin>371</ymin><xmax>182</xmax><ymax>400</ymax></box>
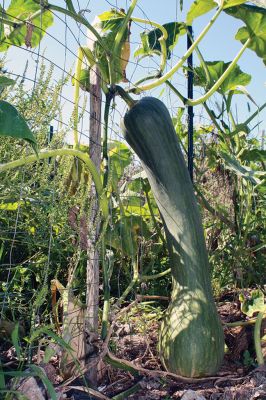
<box><xmin>0</xmin><ymin>0</ymin><xmax>54</xmax><ymax>52</ymax></box>
<box><xmin>0</xmin><ymin>100</ymin><xmax>37</xmax><ymax>152</ymax></box>
<box><xmin>194</xmin><ymin>61</ymin><xmax>251</xmax><ymax>94</ymax></box>
<box><xmin>225</xmin><ymin>4</ymin><xmax>266</xmax><ymax>65</ymax></box>
<box><xmin>186</xmin><ymin>0</ymin><xmax>246</xmax><ymax>24</ymax></box>
<box><xmin>134</xmin><ymin>22</ymin><xmax>186</xmax><ymax>60</ymax></box>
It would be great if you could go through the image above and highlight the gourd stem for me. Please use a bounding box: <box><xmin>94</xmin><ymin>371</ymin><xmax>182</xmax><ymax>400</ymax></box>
<box><xmin>0</xmin><ymin>149</ymin><xmax>108</xmax><ymax>220</ymax></box>
<box><xmin>129</xmin><ymin>3</ymin><xmax>224</xmax><ymax>93</ymax></box>
<box><xmin>166</xmin><ymin>80</ymin><xmax>225</xmax><ymax>134</ymax></box>
<box><xmin>134</xmin><ymin>73</ymin><xmax>161</xmax><ymax>87</ymax></box>
<box><xmin>115</xmin><ymin>85</ymin><xmax>136</xmax><ymax>108</ymax></box>
<box><xmin>73</xmin><ymin>47</ymin><xmax>83</xmax><ymax>148</ymax></box>
<box><xmin>254</xmin><ymin>311</ymin><xmax>265</xmax><ymax>365</ymax></box>
<box><xmin>187</xmin><ymin>29</ymin><xmax>211</xmax><ymax>87</ymax></box>
<box><xmin>131</xmin><ymin>16</ymin><xmax>168</xmax><ymax>73</ymax></box>
<box><xmin>166</xmin><ymin>38</ymin><xmax>250</xmax><ymax>107</ymax></box>
<box><xmin>110</xmin><ymin>0</ymin><xmax>138</xmax><ymax>86</ymax></box>
<box><xmin>184</xmin><ymin>38</ymin><xmax>251</xmax><ymax>106</ymax></box>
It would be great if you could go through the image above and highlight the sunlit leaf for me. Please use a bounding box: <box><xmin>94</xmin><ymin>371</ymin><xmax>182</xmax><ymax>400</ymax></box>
<box><xmin>186</xmin><ymin>0</ymin><xmax>246</xmax><ymax>24</ymax></box>
<box><xmin>225</xmin><ymin>4</ymin><xmax>266</xmax><ymax>65</ymax></box>
<box><xmin>240</xmin><ymin>289</ymin><xmax>265</xmax><ymax>317</ymax></box>
<box><xmin>0</xmin><ymin>0</ymin><xmax>54</xmax><ymax>52</ymax></box>
<box><xmin>134</xmin><ymin>22</ymin><xmax>186</xmax><ymax>60</ymax></box>
<box><xmin>0</xmin><ymin>100</ymin><xmax>37</xmax><ymax>153</ymax></box>
<box><xmin>186</xmin><ymin>0</ymin><xmax>217</xmax><ymax>25</ymax></box>
<box><xmin>194</xmin><ymin>61</ymin><xmax>251</xmax><ymax>94</ymax></box>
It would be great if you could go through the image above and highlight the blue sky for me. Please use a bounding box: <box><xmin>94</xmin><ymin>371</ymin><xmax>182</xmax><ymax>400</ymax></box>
<box><xmin>3</xmin><ymin>0</ymin><xmax>266</xmax><ymax>144</ymax></box>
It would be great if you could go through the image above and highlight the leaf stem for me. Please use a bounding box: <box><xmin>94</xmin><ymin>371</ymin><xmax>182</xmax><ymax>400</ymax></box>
<box><xmin>0</xmin><ymin>149</ymin><xmax>108</xmax><ymax>220</ymax></box>
<box><xmin>131</xmin><ymin>16</ymin><xmax>168</xmax><ymax>73</ymax></box>
<box><xmin>254</xmin><ymin>311</ymin><xmax>265</xmax><ymax>365</ymax></box>
<box><xmin>129</xmin><ymin>4</ymin><xmax>224</xmax><ymax>93</ymax></box>
<box><xmin>184</xmin><ymin>38</ymin><xmax>251</xmax><ymax>106</ymax></box>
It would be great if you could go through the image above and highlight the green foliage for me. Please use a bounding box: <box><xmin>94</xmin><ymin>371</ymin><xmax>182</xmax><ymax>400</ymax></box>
<box><xmin>0</xmin><ymin>76</ymin><xmax>15</xmax><ymax>89</ymax></box>
<box><xmin>194</xmin><ymin>61</ymin><xmax>251</xmax><ymax>94</ymax></box>
<box><xmin>0</xmin><ymin>100</ymin><xmax>37</xmax><ymax>153</ymax></box>
<box><xmin>239</xmin><ymin>290</ymin><xmax>265</xmax><ymax>317</ymax></box>
<box><xmin>89</xmin><ymin>10</ymin><xmax>129</xmax><ymax>85</ymax></box>
<box><xmin>186</xmin><ymin>0</ymin><xmax>246</xmax><ymax>24</ymax></box>
<box><xmin>134</xmin><ymin>22</ymin><xmax>186</xmax><ymax>60</ymax></box>
<box><xmin>0</xmin><ymin>0</ymin><xmax>54</xmax><ymax>52</ymax></box>
<box><xmin>225</xmin><ymin>4</ymin><xmax>266</xmax><ymax>65</ymax></box>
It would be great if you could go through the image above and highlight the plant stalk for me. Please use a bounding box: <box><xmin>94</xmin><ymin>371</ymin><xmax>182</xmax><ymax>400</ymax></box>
<box><xmin>131</xmin><ymin>16</ymin><xmax>168</xmax><ymax>73</ymax></box>
<box><xmin>254</xmin><ymin>311</ymin><xmax>265</xmax><ymax>365</ymax></box>
<box><xmin>129</xmin><ymin>3</ymin><xmax>224</xmax><ymax>93</ymax></box>
<box><xmin>184</xmin><ymin>38</ymin><xmax>251</xmax><ymax>106</ymax></box>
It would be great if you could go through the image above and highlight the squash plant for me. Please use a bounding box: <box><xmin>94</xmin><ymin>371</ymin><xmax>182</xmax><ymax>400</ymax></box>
<box><xmin>1</xmin><ymin>0</ymin><xmax>266</xmax><ymax>380</ymax></box>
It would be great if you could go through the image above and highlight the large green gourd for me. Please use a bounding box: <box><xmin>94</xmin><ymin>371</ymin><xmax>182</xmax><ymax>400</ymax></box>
<box><xmin>122</xmin><ymin>97</ymin><xmax>224</xmax><ymax>377</ymax></box>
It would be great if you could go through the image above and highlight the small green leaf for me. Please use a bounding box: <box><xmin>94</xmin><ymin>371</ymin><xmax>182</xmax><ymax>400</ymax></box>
<box><xmin>225</xmin><ymin>4</ymin><xmax>266</xmax><ymax>65</ymax></box>
<box><xmin>0</xmin><ymin>75</ymin><xmax>15</xmax><ymax>88</ymax></box>
<box><xmin>0</xmin><ymin>100</ymin><xmax>37</xmax><ymax>153</ymax></box>
<box><xmin>240</xmin><ymin>290</ymin><xmax>266</xmax><ymax>317</ymax></box>
<box><xmin>194</xmin><ymin>61</ymin><xmax>251</xmax><ymax>94</ymax></box>
<box><xmin>134</xmin><ymin>22</ymin><xmax>186</xmax><ymax>60</ymax></box>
